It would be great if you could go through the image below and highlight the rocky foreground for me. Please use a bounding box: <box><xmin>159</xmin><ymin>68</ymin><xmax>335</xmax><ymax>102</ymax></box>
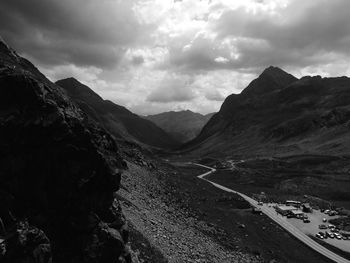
<box><xmin>0</xmin><ymin>39</ymin><xmax>130</xmax><ymax>262</ymax></box>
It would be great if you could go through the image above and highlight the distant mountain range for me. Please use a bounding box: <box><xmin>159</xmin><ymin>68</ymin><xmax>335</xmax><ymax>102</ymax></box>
<box><xmin>56</xmin><ymin>78</ymin><xmax>180</xmax><ymax>149</ymax></box>
<box><xmin>145</xmin><ymin>110</ymin><xmax>215</xmax><ymax>143</ymax></box>
<box><xmin>183</xmin><ymin>66</ymin><xmax>350</xmax><ymax>157</ymax></box>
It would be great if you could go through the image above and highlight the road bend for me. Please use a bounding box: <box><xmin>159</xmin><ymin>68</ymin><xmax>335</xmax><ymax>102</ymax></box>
<box><xmin>193</xmin><ymin>163</ymin><xmax>350</xmax><ymax>263</ymax></box>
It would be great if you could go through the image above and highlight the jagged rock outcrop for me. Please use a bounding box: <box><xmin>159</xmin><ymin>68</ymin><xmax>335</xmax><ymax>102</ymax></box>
<box><xmin>0</xmin><ymin>39</ymin><xmax>130</xmax><ymax>262</ymax></box>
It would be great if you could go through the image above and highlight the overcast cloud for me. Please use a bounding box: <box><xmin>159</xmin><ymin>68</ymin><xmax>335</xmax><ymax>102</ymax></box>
<box><xmin>1</xmin><ymin>0</ymin><xmax>350</xmax><ymax>114</ymax></box>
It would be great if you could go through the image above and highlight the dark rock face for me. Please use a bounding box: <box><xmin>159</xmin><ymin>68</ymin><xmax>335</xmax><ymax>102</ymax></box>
<box><xmin>0</xmin><ymin>39</ymin><xmax>130</xmax><ymax>262</ymax></box>
<box><xmin>2</xmin><ymin>221</ymin><xmax>52</xmax><ymax>263</ymax></box>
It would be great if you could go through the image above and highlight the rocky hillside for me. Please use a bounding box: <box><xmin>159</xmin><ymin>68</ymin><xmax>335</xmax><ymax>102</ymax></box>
<box><xmin>183</xmin><ymin>66</ymin><xmax>350</xmax><ymax>157</ymax></box>
<box><xmin>56</xmin><ymin>78</ymin><xmax>180</xmax><ymax>149</ymax></box>
<box><xmin>145</xmin><ymin>110</ymin><xmax>214</xmax><ymax>143</ymax></box>
<box><xmin>0</xmin><ymin>39</ymin><xmax>130</xmax><ymax>262</ymax></box>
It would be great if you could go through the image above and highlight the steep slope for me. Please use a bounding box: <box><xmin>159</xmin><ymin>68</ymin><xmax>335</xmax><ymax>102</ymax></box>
<box><xmin>56</xmin><ymin>78</ymin><xmax>180</xmax><ymax>149</ymax></box>
<box><xmin>145</xmin><ymin>110</ymin><xmax>215</xmax><ymax>143</ymax></box>
<box><xmin>184</xmin><ymin>67</ymin><xmax>350</xmax><ymax>157</ymax></box>
<box><xmin>0</xmin><ymin>39</ymin><xmax>130</xmax><ymax>262</ymax></box>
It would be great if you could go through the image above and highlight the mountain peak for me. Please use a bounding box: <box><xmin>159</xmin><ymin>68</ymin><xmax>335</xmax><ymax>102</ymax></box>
<box><xmin>56</xmin><ymin>77</ymin><xmax>103</xmax><ymax>101</ymax></box>
<box><xmin>261</xmin><ymin>65</ymin><xmax>286</xmax><ymax>76</ymax></box>
<box><xmin>241</xmin><ymin>66</ymin><xmax>297</xmax><ymax>97</ymax></box>
<box><xmin>56</xmin><ymin>77</ymin><xmax>82</xmax><ymax>86</ymax></box>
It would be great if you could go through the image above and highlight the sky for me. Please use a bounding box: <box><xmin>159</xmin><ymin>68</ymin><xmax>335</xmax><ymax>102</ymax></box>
<box><xmin>1</xmin><ymin>0</ymin><xmax>350</xmax><ymax>115</ymax></box>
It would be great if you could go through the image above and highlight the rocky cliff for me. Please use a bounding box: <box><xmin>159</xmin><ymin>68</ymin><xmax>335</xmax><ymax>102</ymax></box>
<box><xmin>0</xmin><ymin>39</ymin><xmax>130</xmax><ymax>262</ymax></box>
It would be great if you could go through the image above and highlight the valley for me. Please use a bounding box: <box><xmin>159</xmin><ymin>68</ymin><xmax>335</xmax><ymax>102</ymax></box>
<box><xmin>145</xmin><ymin>111</ymin><xmax>214</xmax><ymax>143</ymax></box>
<box><xmin>118</xmin><ymin>155</ymin><xmax>337</xmax><ymax>262</ymax></box>
<box><xmin>0</xmin><ymin>36</ymin><xmax>349</xmax><ymax>263</ymax></box>
<box><xmin>205</xmin><ymin>155</ymin><xmax>350</xmax><ymax>210</ymax></box>
<box><xmin>188</xmin><ymin>154</ymin><xmax>350</xmax><ymax>260</ymax></box>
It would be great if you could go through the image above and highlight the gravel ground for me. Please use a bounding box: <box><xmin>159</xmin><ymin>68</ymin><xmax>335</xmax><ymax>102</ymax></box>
<box><xmin>119</xmin><ymin>162</ymin><xmax>262</xmax><ymax>263</ymax></box>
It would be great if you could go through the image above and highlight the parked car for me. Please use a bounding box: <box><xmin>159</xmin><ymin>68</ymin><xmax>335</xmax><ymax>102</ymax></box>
<box><xmin>328</xmin><ymin>224</ymin><xmax>335</xmax><ymax>229</ymax></box>
<box><xmin>303</xmin><ymin>218</ymin><xmax>310</xmax><ymax>223</ymax></box>
<box><xmin>319</xmin><ymin>224</ymin><xmax>327</xmax><ymax>229</ymax></box>
<box><xmin>328</xmin><ymin>211</ymin><xmax>337</xmax><ymax>216</ymax></box>
<box><xmin>316</xmin><ymin>233</ymin><xmax>323</xmax><ymax>239</ymax></box>
<box><xmin>324</xmin><ymin>209</ymin><xmax>330</xmax><ymax>214</ymax></box>
<box><xmin>335</xmin><ymin>234</ymin><xmax>342</xmax><ymax>240</ymax></box>
<box><xmin>322</xmin><ymin>218</ymin><xmax>327</xmax><ymax>222</ymax></box>
<box><xmin>326</xmin><ymin>231</ymin><xmax>335</xmax><ymax>238</ymax></box>
<box><xmin>258</xmin><ymin>201</ymin><xmax>263</xmax><ymax>206</ymax></box>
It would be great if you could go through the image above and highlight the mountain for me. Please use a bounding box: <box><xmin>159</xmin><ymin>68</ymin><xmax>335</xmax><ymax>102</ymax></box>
<box><xmin>183</xmin><ymin>66</ymin><xmax>350</xmax><ymax>157</ymax></box>
<box><xmin>241</xmin><ymin>66</ymin><xmax>297</xmax><ymax>97</ymax></box>
<box><xmin>0</xmin><ymin>39</ymin><xmax>130</xmax><ymax>262</ymax></box>
<box><xmin>145</xmin><ymin>110</ymin><xmax>215</xmax><ymax>143</ymax></box>
<box><xmin>56</xmin><ymin>78</ymin><xmax>180</xmax><ymax>149</ymax></box>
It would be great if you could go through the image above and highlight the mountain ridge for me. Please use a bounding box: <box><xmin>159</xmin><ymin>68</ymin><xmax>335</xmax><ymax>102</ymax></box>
<box><xmin>182</xmin><ymin>66</ymin><xmax>350</xmax><ymax>157</ymax></box>
<box><xmin>145</xmin><ymin>110</ymin><xmax>215</xmax><ymax>143</ymax></box>
<box><xmin>56</xmin><ymin>77</ymin><xmax>180</xmax><ymax>149</ymax></box>
<box><xmin>240</xmin><ymin>65</ymin><xmax>298</xmax><ymax>98</ymax></box>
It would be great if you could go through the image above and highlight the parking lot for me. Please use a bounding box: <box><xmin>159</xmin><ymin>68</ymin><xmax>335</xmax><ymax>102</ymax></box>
<box><xmin>287</xmin><ymin>209</ymin><xmax>350</xmax><ymax>252</ymax></box>
<box><xmin>262</xmin><ymin>203</ymin><xmax>350</xmax><ymax>253</ymax></box>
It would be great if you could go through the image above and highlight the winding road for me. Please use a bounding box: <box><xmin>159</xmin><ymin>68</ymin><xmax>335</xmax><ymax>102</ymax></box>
<box><xmin>194</xmin><ymin>163</ymin><xmax>350</xmax><ymax>263</ymax></box>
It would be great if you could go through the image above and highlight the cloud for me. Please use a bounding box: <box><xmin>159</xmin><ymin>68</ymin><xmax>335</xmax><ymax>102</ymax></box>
<box><xmin>2</xmin><ymin>0</ymin><xmax>350</xmax><ymax>115</ymax></box>
<box><xmin>42</xmin><ymin>64</ymin><xmax>103</xmax><ymax>83</ymax></box>
<box><xmin>131</xmin><ymin>55</ymin><xmax>145</xmax><ymax>66</ymax></box>
<box><xmin>205</xmin><ymin>89</ymin><xmax>225</xmax><ymax>101</ymax></box>
<box><xmin>147</xmin><ymin>74</ymin><xmax>196</xmax><ymax>103</ymax></box>
<box><xmin>160</xmin><ymin>0</ymin><xmax>350</xmax><ymax>74</ymax></box>
<box><xmin>214</xmin><ymin>57</ymin><xmax>229</xmax><ymax>63</ymax></box>
<box><xmin>0</xmin><ymin>0</ymin><xmax>146</xmax><ymax>68</ymax></box>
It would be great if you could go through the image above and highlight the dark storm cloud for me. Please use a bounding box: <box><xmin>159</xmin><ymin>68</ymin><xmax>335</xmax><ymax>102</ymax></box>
<box><xmin>215</xmin><ymin>0</ymin><xmax>350</xmax><ymax>54</ymax></box>
<box><xmin>0</xmin><ymin>0</ymin><xmax>143</xmax><ymax>68</ymax></box>
<box><xmin>166</xmin><ymin>0</ymin><xmax>350</xmax><ymax>73</ymax></box>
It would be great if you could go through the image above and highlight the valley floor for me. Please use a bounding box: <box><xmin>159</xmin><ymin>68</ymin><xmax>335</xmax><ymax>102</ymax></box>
<box><xmin>117</xmin><ymin>158</ymin><xmax>335</xmax><ymax>262</ymax></box>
